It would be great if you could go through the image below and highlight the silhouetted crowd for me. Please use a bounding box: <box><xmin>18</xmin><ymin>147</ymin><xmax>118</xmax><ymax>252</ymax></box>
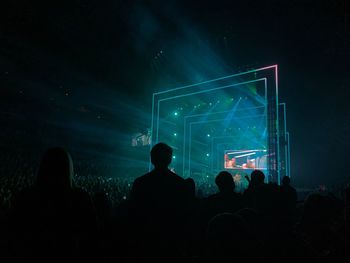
<box><xmin>1</xmin><ymin>143</ymin><xmax>350</xmax><ymax>262</ymax></box>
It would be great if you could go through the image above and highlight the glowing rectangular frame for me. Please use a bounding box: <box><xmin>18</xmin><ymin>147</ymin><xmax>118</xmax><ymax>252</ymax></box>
<box><xmin>188</xmin><ymin>114</ymin><xmax>266</xmax><ymax>175</ymax></box>
<box><xmin>151</xmin><ymin>65</ymin><xmax>280</xmax><ymax>182</ymax></box>
<box><xmin>286</xmin><ymin>132</ymin><xmax>291</xmax><ymax>178</ymax></box>
<box><xmin>157</xmin><ymin>78</ymin><xmax>268</xmax><ymax>176</ymax></box>
<box><xmin>185</xmin><ymin>107</ymin><xmax>267</xmax><ymax>176</ymax></box>
<box><xmin>279</xmin><ymin>103</ymin><xmax>289</xmax><ymax>177</ymax></box>
<box><xmin>183</xmin><ymin>102</ymin><xmax>267</xmax><ymax>175</ymax></box>
<box><xmin>156</xmin><ymin>78</ymin><xmax>267</xmax><ymax>142</ymax></box>
<box><xmin>201</xmin><ymin>114</ymin><xmax>267</xmax><ymax>175</ymax></box>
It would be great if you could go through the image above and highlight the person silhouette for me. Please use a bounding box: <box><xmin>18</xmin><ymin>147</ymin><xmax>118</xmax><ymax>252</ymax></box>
<box><xmin>184</xmin><ymin>177</ymin><xmax>196</xmax><ymax>200</ymax></box>
<box><xmin>128</xmin><ymin>142</ymin><xmax>189</xmax><ymax>262</ymax></box>
<box><xmin>280</xmin><ymin>176</ymin><xmax>297</xmax><ymax>212</ymax></box>
<box><xmin>243</xmin><ymin>169</ymin><xmax>277</xmax><ymax>215</ymax></box>
<box><xmin>10</xmin><ymin>147</ymin><xmax>97</xmax><ymax>261</ymax></box>
<box><xmin>204</xmin><ymin>171</ymin><xmax>242</xmax><ymax>222</ymax></box>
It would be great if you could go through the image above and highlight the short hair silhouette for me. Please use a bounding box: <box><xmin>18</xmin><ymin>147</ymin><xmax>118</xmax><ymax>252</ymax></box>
<box><xmin>150</xmin><ymin>142</ymin><xmax>173</xmax><ymax>169</ymax></box>
<box><xmin>215</xmin><ymin>171</ymin><xmax>235</xmax><ymax>193</ymax></box>
<box><xmin>37</xmin><ymin>147</ymin><xmax>73</xmax><ymax>191</ymax></box>
<box><xmin>250</xmin><ymin>169</ymin><xmax>265</xmax><ymax>185</ymax></box>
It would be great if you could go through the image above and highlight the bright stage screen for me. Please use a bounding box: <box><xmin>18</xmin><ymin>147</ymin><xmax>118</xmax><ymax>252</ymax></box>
<box><xmin>224</xmin><ymin>149</ymin><xmax>268</xmax><ymax>170</ymax></box>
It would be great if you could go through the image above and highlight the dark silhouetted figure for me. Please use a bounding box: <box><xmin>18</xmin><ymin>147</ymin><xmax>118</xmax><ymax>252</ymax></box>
<box><xmin>129</xmin><ymin>142</ymin><xmax>189</xmax><ymax>262</ymax></box>
<box><xmin>10</xmin><ymin>147</ymin><xmax>97</xmax><ymax>261</ymax></box>
<box><xmin>243</xmin><ymin>170</ymin><xmax>281</xmax><ymax>257</ymax></box>
<box><xmin>184</xmin><ymin>177</ymin><xmax>196</xmax><ymax>200</ymax></box>
<box><xmin>204</xmin><ymin>171</ymin><xmax>242</xmax><ymax>220</ymax></box>
<box><xmin>93</xmin><ymin>191</ymin><xmax>115</xmax><ymax>262</ymax></box>
<box><xmin>280</xmin><ymin>176</ymin><xmax>297</xmax><ymax>204</ymax></box>
<box><xmin>202</xmin><ymin>212</ymin><xmax>257</xmax><ymax>262</ymax></box>
<box><xmin>280</xmin><ymin>176</ymin><xmax>297</xmax><ymax>226</ymax></box>
<box><xmin>244</xmin><ymin>169</ymin><xmax>269</xmax><ymax>211</ymax></box>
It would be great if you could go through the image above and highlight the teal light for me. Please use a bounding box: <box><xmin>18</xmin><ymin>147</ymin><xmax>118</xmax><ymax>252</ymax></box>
<box><xmin>174</xmin><ymin>112</ymin><xmax>178</xmax><ymax>116</ymax></box>
<box><xmin>207</xmin><ymin>134</ymin><xmax>210</xmax><ymax>137</ymax></box>
<box><xmin>174</xmin><ymin>133</ymin><xmax>177</xmax><ymax>136</ymax></box>
<box><xmin>153</xmin><ymin>65</ymin><xmax>277</xmax><ymax>95</ymax></box>
<box><xmin>151</xmin><ymin>65</ymin><xmax>281</xmax><ymax>183</ymax></box>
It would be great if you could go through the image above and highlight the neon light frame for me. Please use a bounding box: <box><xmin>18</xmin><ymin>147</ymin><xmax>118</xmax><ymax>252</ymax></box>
<box><xmin>151</xmin><ymin>65</ymin><xmax>280</xmax><ymax>182</ymax></box>
<box><xmin>286</xmin><ymin>132</ymin><xmax>291</xmax><ymax>178</ymax></box>
<box><xmin>156</xmin><ymin>78</ymin><xmax>267</xmax><ymax>142</ymax></box>
<box><xmin>188</xmin><ymin>114</ymin><xmax>266</xmax><ymax>176</ymax></box>
<box><xmin>279</xmin><ymin>103</ymin><xmax>289</xmax><ymax>177</ymax></box>
<box><xmin>157</xmin><ymin>78</ymin><xmax>268</xmax><ymax>176</ymax></box>
<box><xmin>186</xmin><ymin>109</ymin><xmax>267</xmax><ymax>176</ymax></box>
<box><xmin>183</xmin><ymin>96</ymin><xmax>268</xmax><ymax>176</ymax></box>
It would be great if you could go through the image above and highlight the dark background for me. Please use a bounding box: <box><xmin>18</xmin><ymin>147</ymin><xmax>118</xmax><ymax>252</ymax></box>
<box><xmin>1</xmin><ymin>0</ymin><xmax>349</xmax><ymax>187</ymax></box>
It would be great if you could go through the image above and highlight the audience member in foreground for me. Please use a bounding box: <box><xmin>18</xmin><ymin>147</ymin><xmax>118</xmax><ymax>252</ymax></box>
<box><xmin>128</xmin><ymin>142</ymin><xmax>190</xmax><ymax>262</ymax></box>
<box><xmin>10</xmin><ymin>147</ymin><xmax>97</xmax><ymax>261</ymax></box>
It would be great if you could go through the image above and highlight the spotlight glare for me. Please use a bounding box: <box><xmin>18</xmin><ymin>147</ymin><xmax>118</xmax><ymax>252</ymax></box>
<box><xmin>206</xmin><ymin>153</ymin><xmax>210</xmax><ymax>157</ymax></box>
<box><xmin>207</xmin><ymin>134</ymin><xmax>210</xmax><ymax>137</ymax></box>
<box><xmin>174</xmin><ymin>112</ymin><xmax>178</xmax><ymax>116</ymax></box>
<box><xmin>173</xmin><ymin>156</ymin><xmax>176</xmax><ymax>159</ymax></box>
<box><xmin>174</xmin><ymin>133</ymin><xmax>177</xmax><ymax>136</ymax></box>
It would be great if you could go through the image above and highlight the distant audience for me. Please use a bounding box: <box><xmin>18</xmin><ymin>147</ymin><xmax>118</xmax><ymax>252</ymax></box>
<box><xmin>0</xmin><ymin>144</ymin><xmax>349</xmax><ymax>262</ymax></box>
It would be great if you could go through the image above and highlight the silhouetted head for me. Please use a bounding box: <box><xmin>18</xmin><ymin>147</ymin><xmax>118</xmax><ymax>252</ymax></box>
<box><xmin>250</xmin><ymin>170</ymin><xmax>265</xmax><ymax>186</ymax></box>
<box><xmin>151</xmin><ymin>143</ymin><xmax>173</xmax><ymax>169</ymax></box>
<box><xmin>215</xmin><ymin>171</ymin><xmax>235</xmax><ymax>193</ymax></box>
<box><xmin>37</xmin><ymin>147</ymin><xmax>73</xmax><ymax>191</ymax></box>
<box><xmin>282</xmin><ymin>175</ymin><xmax>290</xmax><ymax>186</ymax></box>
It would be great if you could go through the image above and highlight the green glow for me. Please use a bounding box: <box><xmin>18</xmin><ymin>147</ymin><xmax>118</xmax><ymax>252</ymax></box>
<box><xmin>151</xmin><ymin>65</ymin><xmax>281</xmax><ymax>183</ymax></box>
<box><xmin>156</xmin><ymin>78</ymin><xmax>267</xmax><ymax>142</ymax></box>
<box><xmin>188</xmin><ymin>114</ymin><xmax>266</xmax><ymax>175</ymax></box>
<box><xmin>153</xmin><ymin>65</ymin><xmax>277</xmax><ymax>95</ymax></box>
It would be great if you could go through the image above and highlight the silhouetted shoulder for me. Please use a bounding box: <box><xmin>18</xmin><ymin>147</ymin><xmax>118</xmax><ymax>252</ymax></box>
<box><xmin>132</xmin><ymin>169</ymin><xmax>185</xmax><ymax>188</ymax></box>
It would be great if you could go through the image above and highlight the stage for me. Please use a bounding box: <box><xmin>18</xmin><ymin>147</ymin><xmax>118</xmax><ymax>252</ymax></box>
<box><xmin>150</xmin><ymin>65</ymin><xmax>290</xmax><ymax>184</ymax></box>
